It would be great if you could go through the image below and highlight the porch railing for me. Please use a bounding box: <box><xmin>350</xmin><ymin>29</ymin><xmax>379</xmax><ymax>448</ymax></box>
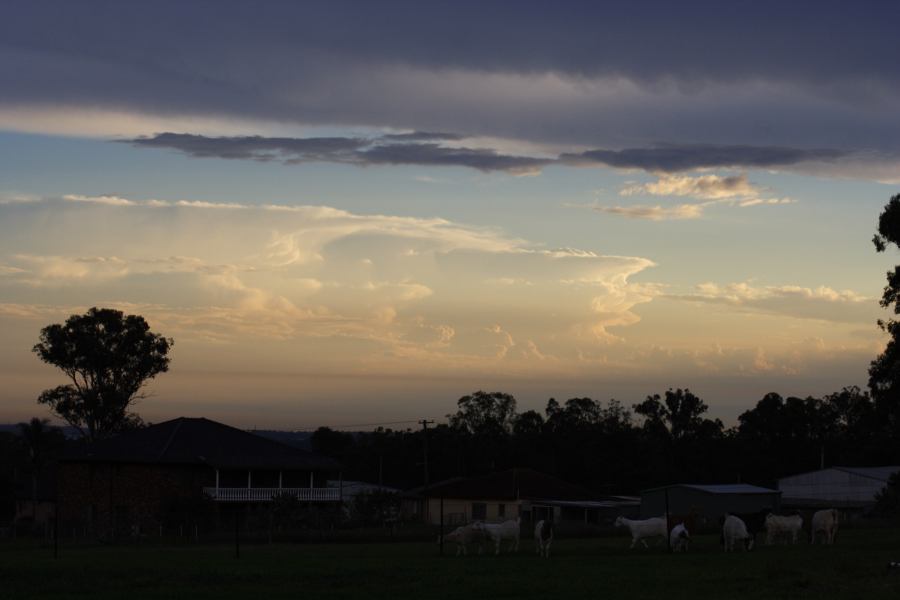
<box><xmin>202</xmin><ymin>487</ymin><xmax>341</xmax><ymax>502</ymax></box>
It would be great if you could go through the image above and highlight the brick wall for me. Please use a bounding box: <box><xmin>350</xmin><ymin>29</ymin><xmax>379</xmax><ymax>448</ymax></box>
<box><xmin>57</xmin><ymin>462</ymin><xmax>213</xmax><ymax>538</ymax></box>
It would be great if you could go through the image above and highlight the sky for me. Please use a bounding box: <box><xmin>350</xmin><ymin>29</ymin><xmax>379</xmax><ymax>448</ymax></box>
<box><xmin>1</xmin><ymin>1</ymin><xmax>899</xmax><ymax>429</ymax></box>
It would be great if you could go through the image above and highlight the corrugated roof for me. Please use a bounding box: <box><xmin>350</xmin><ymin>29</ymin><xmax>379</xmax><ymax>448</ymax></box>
<box><xmin>407</xmin><ymin>468</ymin><xmax>594</xmax><ymax>501</ymax></box>
<box><xmin>62</xmin><ymin>417</ymin><xmax>341</xmax><ymax>470</ymax></box>
<box><xmin>834</xmin><ymin>466</ymin><xmax>900</xmax><ymax>482</ymax></box>
<box><xmin>643</xmin><ymin>483</ymin><xmax>779</xmax><ymax>495</ymax></box>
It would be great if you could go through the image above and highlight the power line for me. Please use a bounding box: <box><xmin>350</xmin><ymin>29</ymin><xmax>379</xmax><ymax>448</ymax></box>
<box><xmin>282</xmin><ymin>417</ymin><xmax>445</xmax><ymax>432</ymax></box>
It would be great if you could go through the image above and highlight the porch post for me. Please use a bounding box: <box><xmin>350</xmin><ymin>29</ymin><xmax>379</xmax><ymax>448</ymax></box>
<box><xmin>248</xmin><ymin>471</ymin><xmax>252</xmax><ymax>488</ymax></box>
<box><xmin>309</xmin><ymin>471</ymin><xmax>314</xmax><ymax>489</ymax></box>
<box><xmin>215</xmin><ymin>469</ymin><xmax>220</xmax><ymax>495</ymax></box>
<box><xmin>278</xmin><ymin>471</ymin><xmax>283</xmax><ymax>490</ymax></box>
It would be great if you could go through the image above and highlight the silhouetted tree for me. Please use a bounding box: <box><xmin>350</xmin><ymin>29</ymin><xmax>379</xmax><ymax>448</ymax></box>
<box><xmin>870</xmin><ymin>194</ymin><xmax>900</xmax><ymax>434</ymax></box>
<box><xmin>634</xmin><ymin>388</ymin><xmax>722</xmax><ymax>441</ymax></box>
<box><xmin>448</xmin><ymin>391</ymin><xmax>517</xmax><ymax>437</ymax></box>
<box><xmin>32</xmin><ymin>307</ymin><xmax>172</xmax><ymax>441</ymax></box>
<box><xmin>311</xmin><ymin>426</ymin><xmax>355</xmax><ymax>457</ymax></box>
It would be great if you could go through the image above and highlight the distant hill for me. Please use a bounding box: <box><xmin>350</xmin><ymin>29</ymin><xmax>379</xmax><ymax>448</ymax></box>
<box><xmin>246</xmin><ymin>429</ymin><xmax>313</xmax><ymax>450</ymax></box>
<box><xmin>0</xmin><ymin>423</ymin><xmax>316</xmax><ymax>448</ymax></box>
<box><xmin>0</xmin><ymin>423</ymin><xmax>81</xmax><ymax>438</ymax></box>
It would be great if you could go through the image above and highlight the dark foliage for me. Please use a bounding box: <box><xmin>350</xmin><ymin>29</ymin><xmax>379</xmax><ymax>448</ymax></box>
<box><xmin>870</xmin><ymin>194</ymin><xmax>900</xmax><ymax>435</ymax></box>
<box><xmin>32</xmin><ymin>307</ymin><xmax>172</xmax><ymax>441</ymax></box>
<box><xmin>317</xmin><ymin>387</ymin><xmax>893</xmax><ymax>495</ymax></box>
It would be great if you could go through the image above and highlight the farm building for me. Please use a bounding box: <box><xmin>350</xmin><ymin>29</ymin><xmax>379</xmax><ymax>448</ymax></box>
<box><xmin>402</xmin><ymin>468</ymin><xmax>623</xmax><ymax>526</ymax></box>
<box><xmin>641</xmin><ymin>484</ymin><xmax>780</xmax><ymax>520</ymax></box>
<box><xmin>777</xmin><ymin>466</ymin><xmax>899</xmax><ymax>510</ymax></box>
<box><xmin>57</xmin><ymin>417</ymin><xmax>341</xmax><ymax>539</ymax></box>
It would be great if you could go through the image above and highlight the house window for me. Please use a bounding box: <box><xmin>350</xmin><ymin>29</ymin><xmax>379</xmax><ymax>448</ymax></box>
<box><xmin>498</xmin><ymin>503</ymin><xmax>506</xmax><ymax>518</ymax></box>
<box><xmin>472</xmin><ymin>502</ymin><xmax>487</xmax><ymax>520</ymax></box>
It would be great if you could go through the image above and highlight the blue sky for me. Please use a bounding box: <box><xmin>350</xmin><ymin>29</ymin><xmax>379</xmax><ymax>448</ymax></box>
<box><xmin>1</xmin><ymin>1</ymin><xmax>898</xmax><ymax>428</ymax></box>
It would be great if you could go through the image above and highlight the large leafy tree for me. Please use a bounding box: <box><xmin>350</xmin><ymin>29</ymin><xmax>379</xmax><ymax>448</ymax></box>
<box><xmin>448</xmin><ymin>391</ymin><xmax>517</xmax><ymax>437</ymax></box>
<box><xmin>32</xmin><ymin>307</ymin><xmax>173</xmax><ymax>441</ymax></box>
<box><xmin>870</xmin><ymin>194</ymin><xmax>900</xmax><ymax>433</ymax></box>
<box><xmin>634</xmin><ymin>388</ymin><xmax>722</xmax><ymax>441</ymax></box>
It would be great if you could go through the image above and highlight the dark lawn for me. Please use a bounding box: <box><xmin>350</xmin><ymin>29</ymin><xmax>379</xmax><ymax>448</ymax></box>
<box><xmin>3</xmin><ymin>528</ymin><xmax>900</xmax><ymax>599</ymax></box>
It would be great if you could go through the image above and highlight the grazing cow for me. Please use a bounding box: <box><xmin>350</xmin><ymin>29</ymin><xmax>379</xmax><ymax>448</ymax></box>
<box><xmin>722</xmin><ymin>514</ymin><xmax>753</xmax><ymax>552</ymax></box>
<box><xmin>811</xmin><ymin>509</ymin><xmax>839</xmax><ymax>545</ymax></box>
<box><xmin>669</xmin><ymin>522</ymin><xmax>690</xmax><ymax>552</ymax></box>
<box><xmin>534</xmin><ymin>519</ymin><xmax>554</xmax><ymax>558</ymax></box>
<box><xmin>765</xmin><ymin>513</ymin><xmax>803</xmax><ymax>545</ymax></box>
<box><xmin>439</xmin><ymin>522</ymin><xmax>487</xmax><ymax>556</ymax></box>
<box><xmin>727</xmin><ymin>510</ymin><xmax>767</xmax><ymax>548</ymax></box>
<box><xmin>476</xmin><ymin>517</ymin><xmax>521</xmax><ymax>555</ymax></box>
<box><xmin>614</xmin><ymin>516</ymin><xmax>667</xmax><ymax>549</ymax></box>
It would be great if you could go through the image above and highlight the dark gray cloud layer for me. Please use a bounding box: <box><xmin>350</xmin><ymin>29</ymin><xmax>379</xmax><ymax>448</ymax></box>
<box><xmin>561</xmin><ymin>145</ymin><xmax>849</xmax><ymax>172</ymax></box>
<box><xmin>127</xmin><ymin>133</ymin><xmax>553</xmax><ymax>174</ymax></box>
<box><xmin>128</xmin><ymin>133</ymin><xmax>852</xmax><ymax>175</ymax></box>
<box><xmin>4</xmin><ymin>1</ymin><xmax>898</xmax><ymax>85</ymax></box>
<box><xmin>3</xmin><ymin>1</ymin><xmax>900</xmax><ymax>165</ymax></box>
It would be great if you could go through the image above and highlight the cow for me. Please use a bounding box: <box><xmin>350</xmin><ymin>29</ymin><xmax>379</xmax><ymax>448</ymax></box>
<box><xmin>722</xmin><ymin>514</ymin><xmax>753</xmax><ymax>552</ymax></box>
<box><xmin>614</xmin><ymin>515</ymin><xmax>667</xmax><ymax>549</ymax></box>
<box><xmin>438</xmin><ymin>522</ymin><xmax>487</xmax><ymax>556</ymax></box>
<box><xmin>730</xmin><ymin>510</ymin><xmax>767</xmax><ymax>548</ymax></box>
<box><xmin>475</xmin><ymin>517</ymin><xmax>521</xmax><ymax>555</ymax></box>
<box><xmin>765</xmin><ymin>513</ymin><xmax>803</xmax><ymax>545</ymax></box>
<box><xmin>811</xmin><ymin>508</ymin><xmax>839</xmax><ymax>545</ymax></box>
<box><xmin>534</xmin><ymin>519</ymin><xmax>554</xmax><ymax>558</ymax></box>
<box><xmin>670</xmin><ymin>522</ymin><xmax>690</xmax><ymax>552</ymax></box>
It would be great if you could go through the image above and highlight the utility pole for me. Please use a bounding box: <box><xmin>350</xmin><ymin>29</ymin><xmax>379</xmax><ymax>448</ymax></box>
<box><xmin>419</xmin><ymin>419</ymin><xmax>435</xmax><ymax>487</ymax></box>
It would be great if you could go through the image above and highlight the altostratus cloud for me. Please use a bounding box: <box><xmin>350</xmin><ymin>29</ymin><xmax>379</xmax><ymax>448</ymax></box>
<box><xmin>125</xmin><ymin>133</ymin><xmax>848</xmax><ymax>176</ymax></box>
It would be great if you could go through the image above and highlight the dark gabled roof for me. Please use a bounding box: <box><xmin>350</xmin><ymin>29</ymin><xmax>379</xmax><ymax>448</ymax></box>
<box><xmin>407</xmin><ymin>468</ymin><xmax>594</xmax><ymax>501</ymax></box>
<box><xmin>642</xmin><ymin>483</ymin><xmax>780</xmax><ymax>495</ymax></box>
<box><xmin>61</xmin><ymin>417</ymin><xmax>341</xmax><ymax>471</ymax></box>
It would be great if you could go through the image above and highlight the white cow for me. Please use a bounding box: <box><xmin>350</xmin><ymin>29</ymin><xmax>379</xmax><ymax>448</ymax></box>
<box><xmin>476</xmin><ymin>517</ymin><xmax>521</xmax><ymax>555</ymax></box>
<box><xmin>670</xmin><ymin>522</ymin><xmax>690</xmax><ymax>552</ymax></box>
<box><xmin>765</xmin><ymin>513</ymin><xmax>803</xmax><ymax>545</ymax></box>
<box><xmin>534</xmin><ymin>519</ymin><xmax>554</xmax><ymax>558</ymax></box>
<box><xmin>439</xmin><ymin>523</ymin><xmax>487</xmax><ymax>556</ymax></box>
<box><xmin>722</xmin><ymin>514</ymin><xmax>753</xmax><ymax>552</ymax></box>
<box><xmin>614</xmin><ymin>516</ymin><xmax>667</xmax><ymax>549</ymax></box>
<box><xmin>811</xmin><ymin>509</ymin><xmax>839</xmax><ymax>545</ymax></box>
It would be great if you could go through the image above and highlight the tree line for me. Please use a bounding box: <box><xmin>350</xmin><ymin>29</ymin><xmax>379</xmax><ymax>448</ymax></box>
<box><xmin>310</xmin><ymin>385</ymin><xmax>896</xmax><ymax>494</ymax></box>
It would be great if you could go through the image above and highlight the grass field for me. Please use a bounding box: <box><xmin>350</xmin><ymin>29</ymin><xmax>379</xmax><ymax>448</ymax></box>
<box><xmin>3</xmin><ymin>528</ymin><xmax>900</xmax><ymax>599</ymax></box>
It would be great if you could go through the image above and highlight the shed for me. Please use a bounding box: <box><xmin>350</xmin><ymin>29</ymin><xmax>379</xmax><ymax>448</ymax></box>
<box><xmin>641</xmin><ymin>484</ymin><xmax>780</xmax><ymax>519</ymax></box>
<box><xmin>402</xmin><ymin>468</ymin><xmax>596</xmax><ymax>526</ymax></box>
<box><xmin>777</xmin><ymin>466</ymin><xmax>900</xmax><ymax>510</ymax></box>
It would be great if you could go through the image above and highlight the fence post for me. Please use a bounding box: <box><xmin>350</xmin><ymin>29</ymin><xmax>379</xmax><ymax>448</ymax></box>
<box><xmin>439</xmin><ymin>496</ymin><xmax>444</xmax><ymax>556</ymax></box>
<box><xmin>234</xmin><ymin>509</ymin><xmax>241</xmax><ymax>559</ymax></box>
<box><xmin>664</xmin><ymin>487</ymin><xmax>672</xmax><ymax>554</ymax></box>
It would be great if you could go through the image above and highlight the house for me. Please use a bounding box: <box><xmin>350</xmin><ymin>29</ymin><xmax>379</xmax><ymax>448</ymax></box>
<box><xmin>777</xmin><ymin>466</ymin><xmax>900</xmax><ymax>511</ymax></box>
<box><xmin>57</xmin><ymin>417</ymin><xmax>341</xmax><ymax>538</ymax></box>
<box><xmin>402</xmin><ymin>468</ymin><xmax>602</xmax><ymax>526</ymax></box>
<box><xmin>640</xmin><ymin>484</ymin><xmax>781</xmax><ymax>520</ymax></box>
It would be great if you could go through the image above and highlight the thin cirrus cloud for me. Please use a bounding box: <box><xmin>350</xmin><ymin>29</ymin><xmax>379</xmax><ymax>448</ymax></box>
<box><xmin>663</xmin><ymin>281</ymin><xmax>878</xmax><ymax>324</ymax></box>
